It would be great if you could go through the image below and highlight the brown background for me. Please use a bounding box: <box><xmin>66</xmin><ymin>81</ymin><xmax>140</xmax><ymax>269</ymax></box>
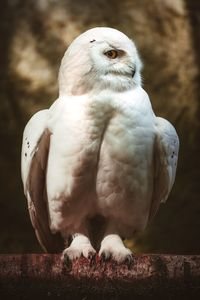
<box><xmin>0</xmin><ymin>0</ymin><xmax>199</xmax><ymax>254</ymax></box>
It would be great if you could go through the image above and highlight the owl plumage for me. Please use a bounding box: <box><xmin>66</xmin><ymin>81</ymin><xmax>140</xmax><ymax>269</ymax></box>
<box><xmin>21</xmin><ymin>27</ymin><xmax>179</xmax><ymax>262</ymax></box>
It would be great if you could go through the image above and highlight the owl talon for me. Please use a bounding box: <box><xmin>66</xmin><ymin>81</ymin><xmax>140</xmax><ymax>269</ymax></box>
<box><xmin>124</xmin><ymin>254</ymin><xmax>133</xmax><ymax>267</ymax></box>
<box><xmin>61</xmin><ymin>252</ymin><xmax>72</xmax><ymax>268</ymax></box>
<box><xmin>100</xmin><ymin>251</ymin><xmax>111</xmax><ymax>262</ymax></box>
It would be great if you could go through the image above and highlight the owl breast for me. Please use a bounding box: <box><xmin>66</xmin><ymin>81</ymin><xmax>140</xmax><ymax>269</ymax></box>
<box><xmin>92</xmin><ymin>89</ymin><xmax>156</xmax><ymax>230</ymax></box>
<box><xmin>47</xmin><ymin>88</ymin><xmax>155</xmax><ymax>234</ymax></box>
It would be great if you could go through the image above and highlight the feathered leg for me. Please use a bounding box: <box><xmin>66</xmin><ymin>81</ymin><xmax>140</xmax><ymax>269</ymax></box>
<box><xmin>62</xmin><ymin>231</ymin><xmax>96</xmax><ymax>262</ymax></box>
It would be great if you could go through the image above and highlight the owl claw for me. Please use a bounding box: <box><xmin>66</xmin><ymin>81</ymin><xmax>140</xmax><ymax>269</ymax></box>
<box><xmin>100</xmin><ymin>251</ymin><xmax>111</xmax><ymax>262</ymax></box>
<box><xmin>124</xmin><ymin>254</ymin><xmax>133</xmax><ymax>267</ymax></box>
<box><xmin>99</xmin><ymin>250</ymin><xmax>133</xmax><ymax>265</ymax></box>
<box><xmin>62</xmin><ymin>252</ymin><xmax>72</xmax><ymax>268</ymax></box>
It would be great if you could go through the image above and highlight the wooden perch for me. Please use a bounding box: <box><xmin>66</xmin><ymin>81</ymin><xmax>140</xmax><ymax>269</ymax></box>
<box><xmin>0</xmin><ymin>254</ymin><xmax>200</xmax><ymax>299</ymax></box>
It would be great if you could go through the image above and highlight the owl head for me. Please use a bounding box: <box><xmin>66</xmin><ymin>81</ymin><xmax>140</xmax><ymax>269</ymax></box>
<box><xmin>59</xmin><ymin>27</ymin><xmax>142</xmax><ymax>96</ymax></box>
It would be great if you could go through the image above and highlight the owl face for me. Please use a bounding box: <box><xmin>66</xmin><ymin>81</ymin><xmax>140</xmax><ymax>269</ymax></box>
<box><xmin>89</xmin><ymin>37</ymin><xmax>140</xmax><ymax>90</ymax></box>
<box><xmin>59</xmin><ymin>27</ymin><xmax>142</xmax><ymax>96</ymax></box>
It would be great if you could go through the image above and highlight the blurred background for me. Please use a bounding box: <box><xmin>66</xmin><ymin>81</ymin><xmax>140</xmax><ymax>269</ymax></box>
<box><xmin>0</xmin><ymin>0</ymin><xmax>200</xmax><ymax>254</ymax></box>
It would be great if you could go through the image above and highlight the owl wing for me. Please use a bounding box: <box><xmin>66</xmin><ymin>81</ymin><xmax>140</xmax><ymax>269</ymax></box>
<box><xmin>21</xmin><ymin>110</ymin><xmax>64</xmax><ymax>252</ymax></box>
<box><xmin>148</xmin><ymin>117</ymin><xmax>179</xmax><ymax>222</ymax></box>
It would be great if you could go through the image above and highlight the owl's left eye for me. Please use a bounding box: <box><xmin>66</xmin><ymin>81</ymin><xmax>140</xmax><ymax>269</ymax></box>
<box><xmin>104</xmin><ymin>50</ymin><xmax>118</xmax><ymax>59</ymax></box>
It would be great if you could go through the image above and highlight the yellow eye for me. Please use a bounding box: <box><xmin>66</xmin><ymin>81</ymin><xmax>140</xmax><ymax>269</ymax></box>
<box><xmin>105</xmin><ymin>50</ymin><xmax>118</xmax><ymax>59</ymax></box>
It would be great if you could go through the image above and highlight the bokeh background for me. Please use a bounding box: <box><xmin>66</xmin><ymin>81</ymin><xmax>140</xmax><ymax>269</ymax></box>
<box><xmin>0</xmin><ymin>0</ymin><xmax>200</xmax><ymax>254</ymax></box>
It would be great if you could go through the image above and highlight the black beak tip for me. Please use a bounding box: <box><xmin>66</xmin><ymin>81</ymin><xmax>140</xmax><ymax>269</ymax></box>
<box><xmin>132</xmin><ymin>69</ymin><xmax>136</xmax><ymax>78</ymax></box>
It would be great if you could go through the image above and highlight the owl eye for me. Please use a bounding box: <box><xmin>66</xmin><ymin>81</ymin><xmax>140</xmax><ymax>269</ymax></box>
<box><xmin>104</xmin><ymin>50</ymin><xmax>118</xmax><ymax>59</ymax></box>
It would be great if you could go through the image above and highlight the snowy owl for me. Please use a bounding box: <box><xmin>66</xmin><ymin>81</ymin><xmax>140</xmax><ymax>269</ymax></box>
<box><xmin>21</xmin><ymin>27</ymin><xmax>179</xmax><ymax>263</ymax></box>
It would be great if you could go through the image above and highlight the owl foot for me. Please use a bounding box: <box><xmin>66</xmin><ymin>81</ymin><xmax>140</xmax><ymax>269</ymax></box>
<box><xmin>62</xmin><ymin>234</ymin><xmax>96</xmax><ymax>263</ymax></box>
<box><xmin>99</xmin><ymin>234</ymin><xmax>133</xmax><ymax>264</ymax></box>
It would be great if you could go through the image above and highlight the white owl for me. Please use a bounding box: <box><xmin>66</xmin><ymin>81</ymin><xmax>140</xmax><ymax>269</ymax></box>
<box><xmin>21</xmin><ymin>27</ymin><xmax>179</xmax><ymax>263</ymax></box>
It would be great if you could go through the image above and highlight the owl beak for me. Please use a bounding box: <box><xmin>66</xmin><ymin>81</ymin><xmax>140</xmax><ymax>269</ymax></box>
<box><xmin>131</xmin><ymin>69</ymin><xmax>136</xmax><ymax>77</ymax></box>
<box><xmin>129</xmin><ymin>66</ymin><xmax>135</xmax><ymax>77</ymax></box>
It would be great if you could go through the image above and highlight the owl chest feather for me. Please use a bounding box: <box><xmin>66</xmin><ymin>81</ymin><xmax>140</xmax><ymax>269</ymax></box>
<box><xmin>92</xmin><ymin>91</ymin><xmax>155</xmax><ymax>216</ymax></box>
<box><xmin>47</xmin><ymin>89</ymin><xmax>155</xmax><ymax>230</ymax></box>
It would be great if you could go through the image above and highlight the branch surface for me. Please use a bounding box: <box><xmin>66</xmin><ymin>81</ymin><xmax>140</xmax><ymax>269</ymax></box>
<box><xmin>0</xmin><ymin>254</ymin><xmax>200</xmax><ymax>299</ymax></box>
